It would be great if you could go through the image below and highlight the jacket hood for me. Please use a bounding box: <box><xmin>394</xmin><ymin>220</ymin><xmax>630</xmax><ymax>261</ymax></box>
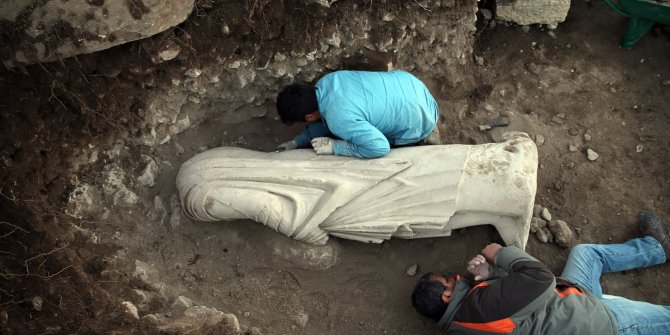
<box><xmin>436</xmin><ymin>276</ymin><xmax>473</xmax><ymax>329</ymax></box>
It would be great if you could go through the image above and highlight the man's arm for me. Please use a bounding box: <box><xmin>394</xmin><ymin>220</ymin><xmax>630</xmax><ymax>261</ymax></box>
<box><xmin>328</xmin><ymin>119</ymin><xmax>391</xmax><ymax>158</ymax></box>
<box><xmin>454</xmin><ymin>244</ymin><xmax>555</xmax><ymax>326</ymax></box>
<box><xmin>466</xmin><ymin>253</ymin><xmax>508</xmax><ymax>281</ymax></box>
<box><xmin>293</xmin><ymin>123</ymin><xmax>332</xmax><ymax>148</ymax></box>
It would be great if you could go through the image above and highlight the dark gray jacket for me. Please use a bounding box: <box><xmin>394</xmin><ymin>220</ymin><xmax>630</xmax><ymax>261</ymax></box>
<box><xmin>436</xmin><ymin>246</ymin><xmax>618</xmax><ymax>334</ymax></box>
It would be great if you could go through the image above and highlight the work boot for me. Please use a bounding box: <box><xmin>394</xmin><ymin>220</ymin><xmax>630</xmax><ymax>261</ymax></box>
<box><xmin>639</xmin><ymin>211</ymin><xmax>670</xmax><ymax>260</ymax></box>
<box><xmin>422</xmin><ymin>126</ymin><xmax>442</xmax><ymax>145</ymax></box>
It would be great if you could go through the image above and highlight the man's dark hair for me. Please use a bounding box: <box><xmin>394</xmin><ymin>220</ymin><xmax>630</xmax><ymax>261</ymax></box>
<box><xmin>276</xmin><ymin>84</ymin><xmax>318</xmax><ymax>123</ymax></box>
<box><xmin>411</xmin><ymin>272</ymin><xmax>449</xmax><ymax>321</ymax></box>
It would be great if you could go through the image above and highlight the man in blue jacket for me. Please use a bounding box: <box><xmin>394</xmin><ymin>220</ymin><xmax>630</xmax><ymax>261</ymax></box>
<box><xmin>275</xmin><ymin>70</ymin><xmax>440</xmax><ymax>159</ymax></box>
<box><xmin>412</xmin><ymin>211</ymin><xmax>670</xmax><ymax>335</ymax></box>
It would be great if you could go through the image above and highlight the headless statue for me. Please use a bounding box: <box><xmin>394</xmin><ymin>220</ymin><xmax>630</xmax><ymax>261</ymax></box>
<box><xmin>176</xmin><ymin>132</ymin><xmax>538</xmax><ymax>249</ymax></box>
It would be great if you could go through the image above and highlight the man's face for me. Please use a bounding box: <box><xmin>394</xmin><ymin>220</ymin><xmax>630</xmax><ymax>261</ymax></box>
<box><xmin>431</xmin><ymin>274</ymin><xmax>456</xmax><ymax>304</ymax></box>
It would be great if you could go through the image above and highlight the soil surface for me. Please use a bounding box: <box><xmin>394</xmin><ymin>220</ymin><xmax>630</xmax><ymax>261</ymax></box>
<box><xmin>1</xmin><ymin>0</ymin><xmax>669</xmax><ymax>334</ymax></box>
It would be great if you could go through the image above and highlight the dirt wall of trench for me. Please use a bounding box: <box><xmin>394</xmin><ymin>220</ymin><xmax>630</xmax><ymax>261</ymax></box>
<box><xmin>0</xmin><ymin>0</ymin><xmax>479</xmax><ymax>333</ymax></box>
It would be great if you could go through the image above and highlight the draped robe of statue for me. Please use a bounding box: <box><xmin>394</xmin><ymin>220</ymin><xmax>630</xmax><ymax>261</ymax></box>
<box><xmin>176</xmin><ymin>132</ymin><xmax>538</xmax><ymax>249</ymax></box>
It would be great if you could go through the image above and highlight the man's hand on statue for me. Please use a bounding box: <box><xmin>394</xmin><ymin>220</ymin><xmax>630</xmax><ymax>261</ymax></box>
<box><xmin>466</xmin><ymin>254</ymin><xmax>490</xmax><ymax>281</ymax></box>
<box><xmin>277</xmin><ymin>140</ymin><xmax>298</xmax><ymax>152</ymax></box>
<box><xmin>311</xmin><ymin>137</ymin><xmax>334</xmax><ymax>155</ymax></box>
<box><xmin>481</xmin><ymin>243</ymin><xmax>503</xmax><ymax>264</ymax></box>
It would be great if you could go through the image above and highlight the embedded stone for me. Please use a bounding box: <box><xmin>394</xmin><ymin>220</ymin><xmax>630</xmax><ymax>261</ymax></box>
<box><xmin>31</xmin><ymin>296</ymin><xmax>43</xmax><ymax>311</ymax></box>
<box><xmin>137</xmin><ymin>156</ymin><xmax>158</xmax><ymax>187</ymax></box>
<box><xmin>530</xmin><ymin>217</ymin><xmax>547</xmax><ymax>233</ymax></box>
<box><xmin>548</xmin><ymin>219</ymin><xmax>574</xmax><ymax>247</ymax></box>
<box><xmin>497</xmin><ymin>0</ymin><xmax>570</xmax><ymax>25</ymax></box>
<box><xmin>406</xmin><ymin>264</ymin><xmax>419</xmax><ymax>276</ymax></box>
<box><xmin>171</xmin><ymin>296</ymin><xmax>193</xmax><ymax>316</ymax></box>
<box><xmin>122</xmin><ymin>301</ymin><xmax>139</xmax><ymax>319</ymax></box>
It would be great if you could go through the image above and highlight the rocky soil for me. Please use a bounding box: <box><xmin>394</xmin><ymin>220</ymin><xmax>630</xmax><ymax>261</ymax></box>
<box><xmin>1</xmin><ymin>0</ymin><xmax>669</xmax><ymax>334</ymax></box>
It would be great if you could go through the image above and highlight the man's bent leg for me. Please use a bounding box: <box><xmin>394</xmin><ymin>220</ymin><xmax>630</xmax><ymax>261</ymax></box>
<box><xmin>560</xmin><ymin>237</ymin><xmax>665</xmax><ymax>297</ymax></box>
<box><xmin>600</xmin><ymin>295</ymin><xmax>670</xmax><ymax>335</ymax></box>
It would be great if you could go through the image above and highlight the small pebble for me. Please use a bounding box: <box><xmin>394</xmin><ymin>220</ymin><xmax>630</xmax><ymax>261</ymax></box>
<box><xmin>535</xmin><ymin>228</ymin><xmax>550</xmax><ymax>243</ymax></box>
<box><xmin>527</xmin><ymin>62</ymin><xmax>542</xmax><ymax>75</ymax></box>
<box><xmin>406</xmin><ymin>264</ymin><xmax>418</xmax><ymax>277</ymax></box>
<box><xmin>636</xmin><ymin>144</ymin><xmax>644</xmax><ymax>153</ymax></box>
<box><xmin>586</xmin><ymin>148</ymin><xmax>599</xmax><ymax>161</ymax></box>
<box><xmin>662</xmin><ymin>80</ymin><xmax>670</xmax><ymax>86</ymax></box>
<box><xmin>480</xmin><ymin>8</ymin><xmax>493</xmax><ymax>20</ymax></box>
<box><xmin>294</xmin><ymin>312</ymin><xmax>309</xmax><ymax>328</ymax></box>
<box><xmin>568</xmin><ymin>144</ymin><xmax>578</xmax><ymax>152</ymax></box>
<box><xmin>121</xmin><ymin>301</ymin><xmax>139</xmax><ymax>319</ymax></box>
<box><xmin>541</xmin><ymin>208</ymin><xmax>552</xmax><ymax>221</ymax></box>
<box><xmin>535</xmin><ymin>134</ymin><xmax>545</xmax><ymax>146</ymax></box>
<box><xmin>553</xmin><ymin>181</ymin><xmax>562</xmax><ymax>191</ymax></box>
<box><xmin>551</xmin><ymin>113</ymin><xmax>565</xmax><ymax>124</ymax></box>
<box><xmin>566</xmin><ymin>161</ymin><xmax>575</xmax><ymax>169</ymax></box>
<box><xmin>175</xmin><ymin>142</ymin><xmax>184</xmax><ymax>155</ymax></box>
<box><xmin>141</xmin><ymin>314</ymin><xmax>160</xmax><ymax>326</ymax></box>
<box><xmin>540</xmin><ymin>227</ymin><xmax>554</xmax><ymax>242</ymax></box>
<box><xmin>530</xmin><ymin>217</ymin><xmax>547</xmax><ymax>233</ymax></box>
<box><xmin>548</xmin><ymin>220</ymin><xmax>574</xmax><ymax>248</ymax></box>
<box><xmin>533</xmin><ymin>204</ymin><xmax>544</xmax><ymax>218</ymax></box>
<box><xmin>584</xmin><ymin>133</ymin><xmax>592</xmax><ymax>141</ymax></box>
<box><xmin>185</xmin><ymin>68</ymin><xmax>202</xmax><ymax>78</ymax></box>
<box><xmin>32</xmin><ymin>296</ymin><xmax>43</xmax><ymax>311</ymax></box>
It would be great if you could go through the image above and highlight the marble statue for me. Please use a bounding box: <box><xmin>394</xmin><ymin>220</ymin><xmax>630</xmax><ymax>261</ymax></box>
<box><xmin>176</xmin><ymin>132</ymin><xmax>538</xmax><ymax>249</ymax></box>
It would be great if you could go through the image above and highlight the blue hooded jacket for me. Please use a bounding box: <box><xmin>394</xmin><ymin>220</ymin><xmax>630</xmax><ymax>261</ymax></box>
<box><xmin>294</xmin><ymin>70</ymin><xmax>439</xmax><ymax>158</ymax></box>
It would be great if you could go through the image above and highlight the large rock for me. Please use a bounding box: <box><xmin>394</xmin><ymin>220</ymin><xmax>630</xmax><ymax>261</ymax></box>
<box><xmin>0</xmin><ymin>0</ymin><xmax>195</xmax><ymax>66</ymax></box>
<box><xmin>496</xmin><ymin>0</ymin><xmax>570</xmax><ymax>25</ymax></box>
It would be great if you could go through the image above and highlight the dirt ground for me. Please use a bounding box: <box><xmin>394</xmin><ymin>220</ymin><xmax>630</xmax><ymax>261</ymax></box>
<box><xmin>1</xmin><ymin>0</ymin><xmax>669</xmax><ymax>334</ymax></box>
